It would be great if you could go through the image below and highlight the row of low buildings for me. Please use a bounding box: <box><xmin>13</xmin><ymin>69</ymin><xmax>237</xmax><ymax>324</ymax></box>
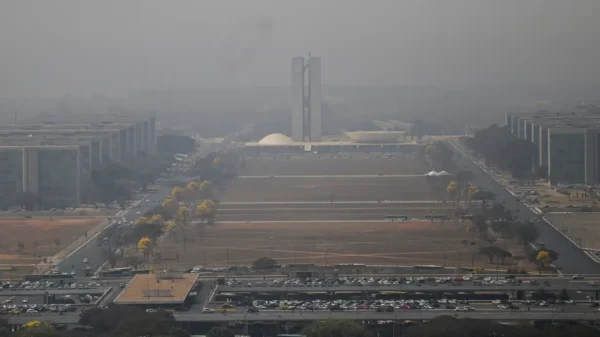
<box><xmin>0</xmin><ymin>114</ymin><xmax>157</xmax><ymax>207</ymax></box>
<box><xmin>505</xmin><ymin>109</ymin><xmax>600</xmax><ymax>185</ymax></box>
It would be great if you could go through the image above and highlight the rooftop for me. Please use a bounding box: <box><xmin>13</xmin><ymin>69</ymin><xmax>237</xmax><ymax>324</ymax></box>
<box><xmin>114</xmin><ymin>273</ymin><xmax>199</xmax><ymax>305</ymax></box>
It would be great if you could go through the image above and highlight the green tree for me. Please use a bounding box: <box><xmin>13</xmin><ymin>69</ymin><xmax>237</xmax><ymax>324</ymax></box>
<box><xmin>252</xmin><ymin>257</ymin><xmax>278</xmax><ymax>270</ymax></box>
<box><xmin>559</xmin><ymin>288</ymin><xmax>570</xmax><ymax>301</ymax></box>
<box><xmin>516</xmin><ymin>221</ymin><xmax>540</xmax><ymax>247</ymax></box>
<box><xmin>13</xmin><ymin>324</ymin><xmax>59</xmax><ymax>337</ymax></box>
<box><xmin>303</xmin><ymin>319</ymin><xmax>370</xmax><ymax>337</ymax></box>
<box><xmin>479</xmin><ymin>246</ymin><xmax>511</xmax><ymax>264</ymax></box>
<box><xmin>207</xmin><ymin>327</ymin><xmax>235</xmax><ymax>337</ymax></box>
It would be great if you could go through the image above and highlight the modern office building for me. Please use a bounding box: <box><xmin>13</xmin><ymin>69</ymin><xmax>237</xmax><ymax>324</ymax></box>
<box><xmin>0</xmin><ymin>114</ymin><xmax>156</xmax><ymax>207</ymax></box>
<box><xmin>291</xmin><ymin>55</ymin><xmax>322</xmax><ymax>142</ymax></box>
<box><xmin>506</xmin><ymin>111</ymin><xmax>600</xmax><ymax>185</ymax></box>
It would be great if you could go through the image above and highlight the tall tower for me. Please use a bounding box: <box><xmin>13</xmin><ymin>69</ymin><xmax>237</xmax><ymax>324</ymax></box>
<box><xmin>291</xmin><ymin>55</ymin><xmax>322</xmax><ymax>142</ymax></box>
<box><xmin>291</xmin><ymin>57</ymin><xmax>305</xmax><ymax>142</ymax></box>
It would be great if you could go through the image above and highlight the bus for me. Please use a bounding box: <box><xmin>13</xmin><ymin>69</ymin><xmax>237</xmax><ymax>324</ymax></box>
<box><xmin>100</xmin><ymin>267</ymin><xmax>133</xmax><ymax>277</ymax></box>
<box><xmin>385</xmin><ymin>215</ymin><xmax>408</xmax><ymax>222</ymax></box>
<box><xmin>24</xmin><ymin>274</ymin><xmax>74</xmax><ymax>281</ymax></box>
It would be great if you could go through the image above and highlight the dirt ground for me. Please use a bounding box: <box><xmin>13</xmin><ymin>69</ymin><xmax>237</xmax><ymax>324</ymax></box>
<box><xmin>156</xmin><ymin>221</ymin><xmax>530</xmax><ymax>271</ymax></box>
<box><xmin>222</xmin><ymin>176</ymin><xmax>439</xmax><ymax>202</ymax></box>
<box><xmin>241</xmin><ymin>155</ymin><xmax>428</xmax><ymax>176</ymax></box>
<box><xmin>545</xmin><ymin>213</ymin><xmax>600</xmax><ymax>249</ymax></box>
<box><xmin>0</xmin><ymin>218</ymin><xmax>104</xmax><ymax>277</ymax></box>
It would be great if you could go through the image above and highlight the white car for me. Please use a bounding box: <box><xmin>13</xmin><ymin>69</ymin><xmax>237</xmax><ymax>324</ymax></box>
<box><xmin>202</xmin><ymin>308</ymin><xmax>215</xmax><ymax>313</ymax></box>
<box><xmin>83</xmin><ymin>258</ymin><xmax>89</xmax><ymax>264</ymax></box>
<box><xmin>492</xmin><ymin>300</ymin><xmax>502</xmax><ymax>304</ymax></box>
<box><xmin>26</xmin><ymin>309</ymin><xmax>39</xmax><ymax>315</ymax></box>
<box><xmin>573</xmin><ymin>274</ymin><xmax>584</xmax><ymax>280</ymax></box>
<box><xmin>146</xmin><ymin>308</ymin><xmax>157</xmax><ymax>313</ymax></box>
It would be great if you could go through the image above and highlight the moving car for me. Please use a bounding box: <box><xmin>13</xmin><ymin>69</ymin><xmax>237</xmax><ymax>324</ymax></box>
<box><xmin>202</xmin><ymin>308</ymin><xmax>215</xmax><ymax>313</ymax></box>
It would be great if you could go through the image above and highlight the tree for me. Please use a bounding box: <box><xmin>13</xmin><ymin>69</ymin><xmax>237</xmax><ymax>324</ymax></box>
<box><xmin>137</xmin><ymin>237</ymin><xmax>153</xmax><ymax>260</ymax></box>
<box><xmin>253</xmin><ymin>257</ymin><xmax>278</xmax><ymax>270</ymax></box>
<box><xmin>207</xmin><ymin>327</ymin><xmax>235</xmax><ymax>337</ymax></box>
<box><xmin>403</xmin><ymin>316</ymin><xmax>539</xmax><ymax>337</ymax></box>
<box><xmin>198</xmin><ymin>180</ymin><xmax>213</xmax><ymax>199</ymax></box>
<box><xmin>14</xmin><ymin>324</ymin><xmax>59</xmax><ymax>337</ymax></box>
<box><xmin>471</xmin><ymin>190</ymin><xmax>495</xmax><ymax>205</ymax></box>
<box><xmin>536</xmin><ymin>250</ymin><xmax>551</xmax><ymax>267</ymax></box>
<box><xmin>425</xmin><ymin>142</ymin><xmax>453</xmax><ymax>170</ymax></box>
<box><xmin>479</xmin><ymin>246</ymin><xmax>511</xmax><ymax>264</ymax></box>
<box><xmin>195</xmin><ymin>199</ymin><xmax>217</xmax><ymax>224</ymax></box>
<box><xmin>150</xmin><ymin>214</ymin><xmax>164</xmax><ymax>226</ymax></box>
<box><xmin>516</xmin><ymin>221</ymin><xmax>540</xmax><ymax>247</ymax></box>
<box><xmin>303</xmin><ymin>319</ymin><xmax>370</xmax><ymax>337</ymax></box>
<box><xmin>135</xmin><ymin>216</ymin><xmax>152</xmax><ymax>225</ymax></box>
<box><xmin>447</xmin><ymin>181</ymin><xmax>458</xmax><ymax>201</ymax></box>
<box><xmin>559</xmin><ymin>288</ymin><xmax>570</xmax><ymax>301</ymax></box>
<box><xmin>17</xmin><ymin>241</ymin><xmax>24</xmax><ymax>251</ymax></box>
<box><xmin>162</xmin><ymin>197</ymin><xmax>179</xmax><ymax>215</ymax></box>
<box><xmin>156</xmin><ymin>134</ymin><xmax>195</xmax><ymax>154</ymax></box>
<box><xmin>473</xmin><ymin>215</ymin><xmax>488</xmax><ymax>240</ymax></box>
<box><xmin>171</xmin><ymin>186</ymin><xmax>185</xmax><ymax>201</ymax></box>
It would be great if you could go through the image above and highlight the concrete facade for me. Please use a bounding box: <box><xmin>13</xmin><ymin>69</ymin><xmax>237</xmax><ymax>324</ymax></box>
<box><xmin>290</xmin><ymin>55</ymin><xmax>323</xmax><ymax>142</ymax></box>
<box><xmin>0</xmin><ymin>115</ymin><xmax>156</xmax><ymax>207</ymax></box>
<box><xmin>506</xmin><ymin>112</ymin><xmax>600</xmax><ymax>184</ymax></box>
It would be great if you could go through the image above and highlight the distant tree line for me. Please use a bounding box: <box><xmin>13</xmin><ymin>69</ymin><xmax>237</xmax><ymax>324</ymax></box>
<box><xmin>157</xmin><ymin>134</ymin><xmax>196</xmax><ymax>154</ymax></box>
<box><xmin>462</xmin><ymin>125</ymin><xmax>538</xmax><ymax>180</ymax></box>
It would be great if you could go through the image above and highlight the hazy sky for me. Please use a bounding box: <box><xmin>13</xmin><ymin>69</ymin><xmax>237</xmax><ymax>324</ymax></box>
<box><xmin>2</xmin><ymin>0</ymin><xmax>600</xmax><ymax>98</ymax></box>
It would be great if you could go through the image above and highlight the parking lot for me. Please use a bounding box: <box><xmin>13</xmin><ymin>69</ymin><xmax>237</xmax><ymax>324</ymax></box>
<box><xmin>202</xmin><ymin>276</ymin><xmax>597</xmax><ymax>315</ymax></box>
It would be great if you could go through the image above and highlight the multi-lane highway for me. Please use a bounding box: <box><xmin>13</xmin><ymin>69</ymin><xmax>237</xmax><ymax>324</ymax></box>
<box><xmin>7</xmin><ymin>309</ymin><xmax>600</xmax><ymax>325</ymax></box>
<box><xmin>448</xmin><ymin>141</ymin><xmax>600</xmax><ymax>275</ymax></box>
<box><xmin>54</xmin><ymin>184</ymin><xmax>174</xmax><ymax>276</ymax></box>
<box><xmin>216</xmin><ymin>283</ymin><xmax>600</xmax><ymax>293</ymax></box>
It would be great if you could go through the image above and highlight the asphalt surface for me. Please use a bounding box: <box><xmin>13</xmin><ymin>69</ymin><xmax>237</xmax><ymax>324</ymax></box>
<box><xmin>216</xmin><ymin>282</ymin><xmax>600</xmax><ymax>293</ymax></box>
<box><xmin>448</xmin><ymin>141</ymin><xmax>600</xmax><ymax>275</ymax></box>
<box><xmin>8</xmin><ymin>309</ymin><xmax>600</xmax><ymax>324</ymax></box>
<box><xmin>54</xmin><ymin>184</ymin><xmax>174</xmax><ymax>276</ymax></box>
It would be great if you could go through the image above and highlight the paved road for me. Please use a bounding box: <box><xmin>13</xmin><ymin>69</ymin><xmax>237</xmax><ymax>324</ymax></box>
<box><xmin>448</xmin><ymin>141</ymin><xmax>600</xmax><ymax>275</ymax></box>
<box><xmin>56</xmin><ymin>145</ymin><xmax>215</xmax><ymax>276</ymax></box>
<box><xmin>54</xmin><ymin>185</ymin><xmax>173</xmax><ymax>276</ymax></box>
<box><xmin>7</xmin><ymin>309</ymin><xmax>600</xmax><ymax>324</ymax></box>
<box><xmin>217</xmin><ymin>283</ymin><xmax>600</xmax><ymax>293</ymax></box>
<box><xmin>0</xmin><ymin>288</ymin><xmax>109</xmax><ymax>296</ymax></box>
<box><xmin>238</xmin><ymin>175</ymin><xmax>425</xmax><ymax>178</ymax></box>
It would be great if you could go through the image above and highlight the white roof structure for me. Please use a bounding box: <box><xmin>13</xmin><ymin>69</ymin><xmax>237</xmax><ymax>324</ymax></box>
<box><xmin>425</xmin><ymin>170</ymin><xmax>451</xmax><ymax>176</ymax></box>
<box><xmin>344</xmin><ymin>131</ymin><xmax>405</xmax><ymax>143</ymax></box>
<box><xmin>257</xmin><ymin>133</ymin><xmax>295</xmax><ymax>145</ymax></box>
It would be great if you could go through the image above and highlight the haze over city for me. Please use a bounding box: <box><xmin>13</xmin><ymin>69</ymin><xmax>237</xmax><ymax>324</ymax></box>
<box><xmin>2</xmin><ymin>3</ymin><xmax>600</xmax><ymax>336</ymax></box>
<box><xmin>2</xmin><ymin>0</ymin><xmax>600</xmax><ymax>97</ymax></box>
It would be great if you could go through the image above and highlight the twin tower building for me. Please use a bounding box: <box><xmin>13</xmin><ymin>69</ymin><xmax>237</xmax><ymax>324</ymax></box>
<box><xmin>291</xmin><ymin>55</ymin><xmax>322</xmax><ymax>142</ymax></box>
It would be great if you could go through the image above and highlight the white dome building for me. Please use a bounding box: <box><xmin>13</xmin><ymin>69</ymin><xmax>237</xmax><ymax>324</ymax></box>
<box><xmin>257</xmin><ymin>133</ymin><xmax>295</xmax><ymax>145</ymax></box>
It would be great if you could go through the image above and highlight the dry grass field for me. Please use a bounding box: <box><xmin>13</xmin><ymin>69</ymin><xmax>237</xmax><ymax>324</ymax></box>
<box><xmin>147</xmin><ymin>155</ymin><xmax>532</xmax><ymax>271</ymax></box>
<box><xmin>222</xmin><ymin>176</ymin><xmax>439</xmax><ymax>202</ymax></box>
<box><xmin>0</xmin><ymin>217</ymin><xmax>104</xmax><ymax>277</ymax></box>
<box><xmin>545</xmin><ymin>213</ymin><xmax>600</xmax><ymax>249</ymax></box>
<box><xmin>241</xmin><ymin>155</ymin><xmax>427</xmax><ymax>176</ymax></box>
<box><xmin>156</xmin><ymin>221</ymin><xmax>530</xmax><ymax>270</ymax></box>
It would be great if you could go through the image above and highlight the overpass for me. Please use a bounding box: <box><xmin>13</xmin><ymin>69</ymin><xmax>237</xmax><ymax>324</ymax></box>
<box><xmin>7</xmin><ymin>310</ymin><xmax>600</xmax><ymax>325</ymax></box>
